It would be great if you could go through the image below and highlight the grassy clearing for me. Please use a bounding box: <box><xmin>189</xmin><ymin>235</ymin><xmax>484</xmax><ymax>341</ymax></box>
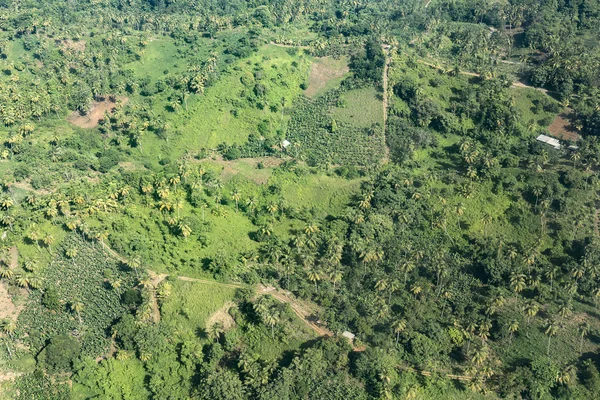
<box><xmin>331</xmin><ymin>87</ymin><xmax>383</xmax><ymax>129</ymax></box>
<box><xmin>140</xmin><ymin>44</ymin><xmax>311</xmax><ymax>162</ymax></box>
<box><xmin>274</xmin><ymin>172</ymin><xmax>363</xmax><ymax>216</ymax></box>
<box><xmin>304</xmin><ymin>56</ymin><xmax>350</xmax><ymax>97</ymax></box>
<box><xmin>243</xmin><ymin>303</ymin><xmax>317</xmax><ymax>360</ymax></box>
<box><xmin>160</xmin><ymin>279</ymin><xmax>238</xmax><ymax>340</ymax></box>
<box><xmin>124</xmin><ymin>39</ymin><xmax>186</xmax><ymax>82</ymax></box>
<box><xmin>511</xmin><ymin>87</ymin><xmax>559</xmax><ymax>130</ymax></box>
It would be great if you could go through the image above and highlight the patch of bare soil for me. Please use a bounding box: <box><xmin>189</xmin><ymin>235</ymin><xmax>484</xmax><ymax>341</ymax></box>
<box><xmin>210</xmin><ymin>156</ymin><xmax>285</xmax><ymax>184</ymax></box>
<box><xmin>206</xmin><ymin>301</ymin><xmax>236</xmax><ymax>331</ymax></box>
<box><xmin>8</xmin><ymin>246</ymin><xmax>18</xmax><ymax>269</ymax></box>
<box><xmin>118</xmin><ymin>161</ymin><xmax>146</xmax><ymax>172</ymax></box>
<box><xmin>61</xmin><ymin>39</ymin><xmax>86</xmax><ymax>52</ymax></box>
<box><xmin>0</xmin><ymin>370</ymin><xmax>21</xmax><ymax>384</ymax></box>
<box><xmin>0</xmin><ymin>282</ymin><xmax>22</xmax><ymax>322</ymax></box>
<box><xmin>11</xmin><ymin>181</ymin><xmax>52</xmax><ymax>195</ymax></box>
<box><xmin>548</xmin><ymin>110</ymin><xmax>581</xmax><ymax>142</ymax></box>
<box><xmin>67</xmin><ymin>96</ymin><xmax>128</xmax><ymax>129</ymax></box>
<box><xmin>304</xmin><ymin>57</ymin><xmax>349</xmax><ymax>97</ymax></box>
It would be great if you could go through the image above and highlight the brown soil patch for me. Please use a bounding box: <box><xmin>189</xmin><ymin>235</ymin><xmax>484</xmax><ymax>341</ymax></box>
<box><xmin>304</xmin><ymin>57</ymin><xmax>349</xmax><ymax>97</ymax></box>
<box><xmin>0</xmin><ymin>281</ymin><xmax>22</xmax><ymax>322</ymax></box>
<box><xmin>61</xmin><ymin>39</ymin><xmax>86</xmax><ymax>52</ymax></box>
<box><xmin>548</xmin><ymin>110</ymin><xmax>581</xmax><ymax>142</ymax></box>
<box><xmin>67</xmin><ymin>96</ymin><xmax>128</xmax><ymax>129</ymax></box>
<box><xmin>8</xmin><ymin>246</ymin><xmax>18</xmax><ymax>269</ymax></box>
<box><xmin>204</xmin><ymin>156</ymin><xmax>285</xmax><ymax>184</ymax></box>
<box><xmin>0</xmin><ymin>370</ymin><xmax>21</xmax><ymax>384</ymax></box>
<box><xmin>11</xmin><ymin>181</ymin><xmax>53</xmax><ymax>195</ymax></box>
<box><xmin>118</xmin><ymin>162</ymin><xmax>146</xmax><ymax>172</ymax></box>
<box><xmin>206</xmin><ymin>301</ymin><xmax>236</xmax><ymax>331</ymax></box>
<box><xmin>147</xmin><ymin>271</ymin><xmax>168</xmax><ymax>324</ymax></box>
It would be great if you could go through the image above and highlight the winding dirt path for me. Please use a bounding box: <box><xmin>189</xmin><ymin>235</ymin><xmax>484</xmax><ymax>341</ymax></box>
<box><xmin>382</xmin><ymin>45</ymin><xmax>392</xmax><ymax>162</ymax></box>
<box><xmin>259</xmin><ymin>285</ymin><xmax>333</xmax><ymax>337</ymax></box>
<box><xmin>416</xmin><ymin>59</ymin><xmax>552</xmax><ymax>94</ymax></box>
<box><xmin>99</xmin><ymin>243</ymin><xmax>333</xmax><ymax>338</ymax></box>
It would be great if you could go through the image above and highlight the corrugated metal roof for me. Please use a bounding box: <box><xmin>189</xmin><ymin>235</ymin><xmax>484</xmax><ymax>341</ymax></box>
<box><xmin>536</xmin><ymin>134</ymin><xmax>561</xmax><ymax>149</ymax></box>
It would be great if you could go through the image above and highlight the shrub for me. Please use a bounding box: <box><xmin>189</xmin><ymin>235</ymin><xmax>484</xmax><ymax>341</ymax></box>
<box><xmin>42</xmin><ymin>335</ymin><xmax>81</xmax><ymax>372</ymax></box>
<box><xmin>42</xmin><ymin>287</ymin><xmax>61</xmax><ymax>312</ymax></box>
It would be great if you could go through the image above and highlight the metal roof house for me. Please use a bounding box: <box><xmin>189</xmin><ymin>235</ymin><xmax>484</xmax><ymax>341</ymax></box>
<box><xmin>536</xmin><ymin>134</ymin><xmax>561</xmax><ymax>150</ymax></box>
<box><xmin>342</xmin><ymin>331</ymin><xmax>355</xmax><ymax>340</ymax></box>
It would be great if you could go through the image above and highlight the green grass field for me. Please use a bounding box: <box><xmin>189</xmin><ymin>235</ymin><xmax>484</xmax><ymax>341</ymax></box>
<box><xmin>277</xmin><ymin>173</ymin><xmax>363</xmax><ymax>216</ymax></box>
<box><xmin>124</xmin><ymin>38</ymin><xmax>187</xmax><ymax>82</ymax></box>
<box><xmin>138</xmin><ymin>44</ymin><xmax>311</xmax><ymax>165</ymax></box>
<box><xmin>160</xmin><ymin>279</ymin><xmax>238</xmax><ymax>340</ymax></box>
<box><xmin>331</xmin><ymin>87</ymin><xmax>383</xmax><ymax>128</ymax></box>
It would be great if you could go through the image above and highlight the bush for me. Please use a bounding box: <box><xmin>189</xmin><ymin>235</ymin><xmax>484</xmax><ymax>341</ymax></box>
<box><xmin>13</xmin><ymin>164</ymin><xmax>31</xmax><ymax>181</ymax></box>
<box><xmin>42</xmin><ymin>287</ymin><xmax>61</xmax><ymax>312</ymax></box>
<box><xmin>42</xmin><ymin>335</ymin><xmax>81</xmax><ymax>372</ymax></box>
<box><xmin>97</xmin><ymin>149</ymin><xmax>121</xmax><ymax>173</ymax></box>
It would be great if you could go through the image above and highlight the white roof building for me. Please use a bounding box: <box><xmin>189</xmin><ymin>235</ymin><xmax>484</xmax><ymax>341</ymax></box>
<box><xmin>342</xmin><ymin>331</ymin><xmax>355</xmax><ymax>340</ymax></box>
<box><xmin>536</xmin><ymin>134</ymin><xmax>561</xmax><ymax>150</ymax></box>
<box><xmin>281</xmin><ymin>140</ymin><xmax>291</xmax><ymax>148</ymax></box>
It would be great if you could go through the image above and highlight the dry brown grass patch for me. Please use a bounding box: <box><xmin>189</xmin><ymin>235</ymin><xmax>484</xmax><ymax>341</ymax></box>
<box><xmin>206</xmin><ymin>301</ymin><xmax>236</xmax><ymax>331</ymax></box>
<box><xmin>0</xmin><ymin>282</ymin><xmax>22</xmax><ymax>322</ymax></box>
<box><xmin>61</xmin><ymin>39</ymin><xmax>86</xmax><ymax>52</ymax></box>
<box><xmin>304</xmin><ymin>56</ymin><xmax>349</xmax><ymax>97</ymax></box>
<box><xmin>67</xmin><ymin>96</ymin><xmax>128</xmax><ymax>129</ymax></box>
<box><xmin>548</xmin><ymin>110</ymin><xmax>581</xmax><ymax>142</ymax></box>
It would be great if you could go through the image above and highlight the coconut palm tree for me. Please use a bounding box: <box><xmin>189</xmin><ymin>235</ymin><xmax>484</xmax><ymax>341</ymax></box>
<box><xmin>71</xmin><ymin>300</ymin><xmax>84</xmax><ymax>324</ymax></box>
<box><xmin>307</xmin><ymin>268</ymin><xmax>321</xmax><ymax>291</ymax></box>
<box><xmin>263</xmin><ymin>310</ymin><xmax>280</xmax><ymax>340</ymax></box>
<box><xmin>578</xmin><ymin>322</ymin><xmax>590</xmax><ymax>355</ymax></box>
<box><xmin>207</xmin><ymin>322</ymin><xmax>224</xmax><ymax>343</ymax></box>
<box><xmin>391</xmin><ymin>318</ymin><xmax>406</xmax><ymax>345</ymax></box>
<box><xmin>231</xmin><ymin>189</ymin><xmax>241</xmax><ymax>212</ymax></box>
<box><xmin>507</xmin><ymin>320</ymin><xmax>519</xmax><ymax>343</ymax></box>
<box><xmin>544</xmin><ymin>319</ymin><xmax>559</xmax><ymax>357</ymax></box>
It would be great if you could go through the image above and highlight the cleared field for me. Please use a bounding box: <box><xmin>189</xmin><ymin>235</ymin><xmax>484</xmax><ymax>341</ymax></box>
<box><xmin>548</xmin><ymin>111</ymin><xmax>581</xmax><ymax>141</ymax></box>
<box><xmin>140</xmin><ymin>44</ymin><xmax>311</xmax><ymax>162</ymax></box>
<box><xmin>67</xmin><ymin>96</ymin><xmax>128</xmax><ymax>129</ymax></box>
<box><xmin>124</xmin><ymin>39</ymin><xmax>187</xmax><ymax>82</ymax></box>
<box><xmin>160</xmin><ymin>279</ymin><xmax>238</xmax><ymax>340</ymax></box>
<box><xmin>277</xmin><ymin>173</ymin><xmax>363</xmax><ymax>215</ymax></box>
<box><xmin>331</xmin><ymin>86</ymin><xmax>384</xmax><ymax>128</ymax></box>
<box><xmin>304</xmin><ymin>56</ymin><xmax>350</xmax><ymax>97</ymax></box>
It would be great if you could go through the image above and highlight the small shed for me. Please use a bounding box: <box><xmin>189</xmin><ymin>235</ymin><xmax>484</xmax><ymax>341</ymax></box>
<box><xmin>342</xmin><ymin>331</ymin><xmax>355</xmax><ymax>341</ymax></box>
<box><xmin>536</xmin><ymin>134</ymin><xmax>561</xmax><ymax>150</ymax></box>
<box><xmin>281</xmin><ymin>140</ymin><xmax>291</xmax><ymax>149</ymax></box>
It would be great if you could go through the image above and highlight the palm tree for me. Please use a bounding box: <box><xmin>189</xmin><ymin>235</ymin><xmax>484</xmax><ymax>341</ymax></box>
<box><xmin>231</xmin><ymin>189</ymin><xmax>241</xmax><ymax>212</ymax></box>
<box><xmin>307</xmin><ymin>268</ymin><xmax>321</xmax><ymax>291</ymax></box>
<box><xmin>207</xmin><ymin>322</ymin><xmax>224</xmax><ymax>343</ymax></box>
<box><xmin>556</xmin><ymin>365</ymin><xmax>576</xmax><ymax>386</ymax></box>
<box><xmin>578</xmin><ymin>322</ymin><xmax>590</xmax><ymax>355</ymax></box>
<box><xmin>507</xmin><ymin>320</ymin><xmax>519</xmax><ymax>343</ymax></box>
<box><xmin>263</xmin><ymin>310</ymin><xmax>280</xmax><ymax>339</ymax></box>
<box><xmin>71</xmin><ymin>300</ymin><xmax>84</xmax><ymax>324</ymax></box>
<box><xmin>1</xmin><ymin>319</ymin><xmax>16</xmax><ymax>338</ymax></box>
<box><xmin>524</xmin><ymin>301</ymin><xmax>539</xmax><ymax>325</ymax></box>
<box><xmin>410</xmin><ymin>284</ymin><xmax>422</xmax><ymax>299</ymax></box>
<box><xmin>455</xmin><ymin>203</ymin><xmax>465</xmax><ymax>230</ymax></box>
<box><xmin>178</xmin><ymin>222</ymin><xmax>192</xmax><ymax>240</ymax></box>
<box><xmin>65</xmin><ymin>248</ymin><xmax>78</xmax><ymax>263</ymax></box>
<box><xmin>544</xmin><ymin>319</ymin><xmax>559</xmax><ymax>356</ymax></box>
<box><xmin>391</xmin><ymin>318</ymin><xmax>406</xmax><ymax>345</ymax></box>
<box><xmin>43</xmin><ymin>234</ymin><xmax>55</xmax><ymax>253</ymax></box>
<box><xmin>127</xmin><ymin>256</ymin><xmax>142</xmax><ymax>278</ymax></box>
<box><xmin>510</xmin><ymin>272</ymin><xmax>526</xmax><ymax>307</ymax></box>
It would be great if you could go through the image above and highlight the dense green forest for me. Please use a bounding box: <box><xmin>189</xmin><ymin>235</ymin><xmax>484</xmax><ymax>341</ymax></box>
<box><xmin>0</xmin><ymin>0</ymin><xmax>600</xmax><ymax>398</ymax></box>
